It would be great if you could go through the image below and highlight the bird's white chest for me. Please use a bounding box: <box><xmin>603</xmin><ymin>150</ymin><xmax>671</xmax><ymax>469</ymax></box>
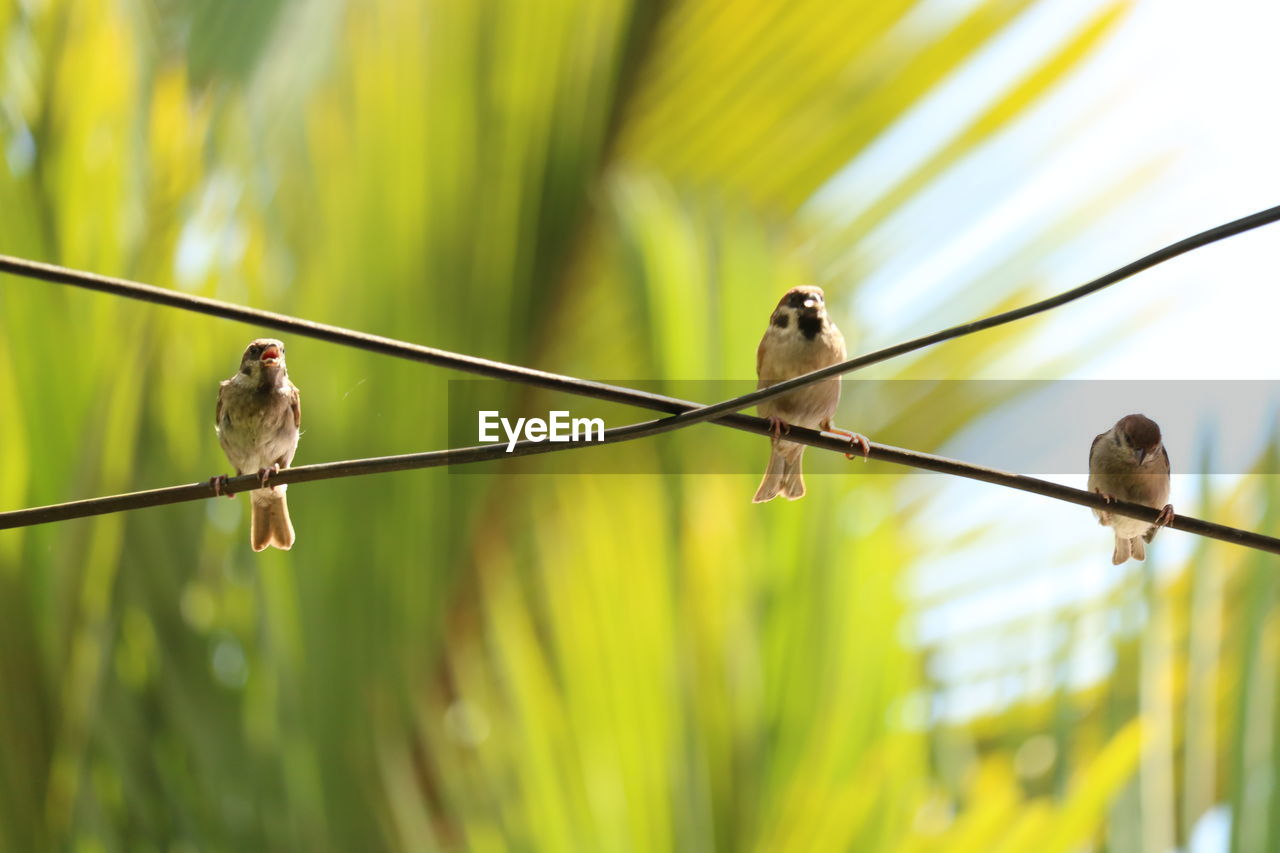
<box><xmin>757</xmin><ymin>325</ymin><xmax>844</xmax><ymax>426</ymax></box>
<box><xmin>760</xmin><ymin>326</ymin><xmax>841</xmax><ymax>377</ymax></box>
<box><xmin>218</xmin><ymin>382</ymin><xmax>297</xmax><ymax>472</ymax></box>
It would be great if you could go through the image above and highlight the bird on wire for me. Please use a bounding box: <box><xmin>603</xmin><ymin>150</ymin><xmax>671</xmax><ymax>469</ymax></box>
<box><xmin>754</xmin><ymin>285</ymin><xmax>869</xmax><ymax>503</ymax></box>
<box><xmin>1088</xmin><ymin>413</ymin><xmax>1174</xmax><ymax>564</ymax></box>
<box><xmin>213</xmin><ymin>338</ymin><xmax>302</xmax><ymax>551</ymax></box>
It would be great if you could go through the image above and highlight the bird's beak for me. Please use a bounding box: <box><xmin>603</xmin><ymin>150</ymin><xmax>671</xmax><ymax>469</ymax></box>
<box><xmin>1136</xmin><ymin>448</ymin><xmax>1147</xmax><ymax>465</ymax></box>
<box><xmin>803</xmin><ymin>298</ymin><xmax>818</xmax><ymax>310</ymax></box>
<box><xmin>261</xmin><ymin>345</ymin><xmax>282</xmax><ymax>367</ymax></box>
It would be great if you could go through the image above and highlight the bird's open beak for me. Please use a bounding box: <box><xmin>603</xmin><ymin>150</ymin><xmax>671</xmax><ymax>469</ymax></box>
<box><xmin>261</xmin><ymin>346</ymin><xmax>281</xmax><ymax>367</ymax></box>
<box><xmin>1136</xmin><ymin>448</ymin><xmax>1147</xmax><ymax>465</ymax></box>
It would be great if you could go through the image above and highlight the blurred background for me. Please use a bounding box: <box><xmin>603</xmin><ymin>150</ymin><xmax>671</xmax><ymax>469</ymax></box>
<box><xmin>1</xmin><ymin>0</ymin><xmax>1278</xmax><ymax>850</ymax></box>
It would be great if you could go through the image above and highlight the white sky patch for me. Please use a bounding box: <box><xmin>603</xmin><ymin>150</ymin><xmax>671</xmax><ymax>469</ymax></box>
<box><xmin>809</xmin><ymin>0</ymin><xmax>1104</xmax><ymax>228</ymax></box>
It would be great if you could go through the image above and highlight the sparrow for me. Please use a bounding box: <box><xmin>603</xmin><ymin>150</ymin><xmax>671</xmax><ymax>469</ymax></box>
<box><xmin>1088</xmin><ymin>413</ymin><xmax>1174</xmax><ymax>564</ymax></box>
<box><xmin>753</xmin><ymin>285</ymin><xmax>868</xmax><ymax>503</ymax></box>
<box><xmin>212</xmin><ymin>338</ymin><xmax>301</xmax><ymax>551</ymax></box>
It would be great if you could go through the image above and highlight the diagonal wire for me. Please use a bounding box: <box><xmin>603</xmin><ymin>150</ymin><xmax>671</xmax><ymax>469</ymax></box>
<box><xmin>3</xmin><ymin>205</ymin><xmax>1278</xmax><ymax>431</ymax></box>
<box><xmin>601</xmin><ymin>203</ymin><xmax>1280</xmax><ymax>433</ymax></box>
<box><xmin>1</xmin><ymin>416</ymin><xmax>1276</xmax><ymax>557</ymax></box>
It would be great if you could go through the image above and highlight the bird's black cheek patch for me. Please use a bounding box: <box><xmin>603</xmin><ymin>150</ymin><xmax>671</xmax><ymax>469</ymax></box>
<box><xmin>772</xmin><ymin>312</ymin><xmax>789</xmax><ymax>329</ymax></box>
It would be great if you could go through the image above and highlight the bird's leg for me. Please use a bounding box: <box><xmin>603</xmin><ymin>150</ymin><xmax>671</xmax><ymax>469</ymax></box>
<box><xmin>824</xmin><ymin>427</ymin><xmax>871</xmax><ymax>461</ymax></box>
<box><xmin>819</xmin><ymin>419</ymin><xmax>871</xmax><ymax>461</ymax></box>
<box><xmin>1154</xmin><ymin>504</ymin><xmax>1175</xmax><ymax>528</ymax></box>
<box><xmin>1093</xmin><ymin>488</ymin><xmax>1116</xmax><ymax>524</ymax></box>
<box><xmin>210</xmin><ymin>474</ymin><xmax>234</xmax><ymax>499</ymax></box>
<box><xmin>767</xmin><ymin>416</ymin><xmax>790</xmax><ymax>440</ymax></box>
<box><xmin>257</xmin><ymin>464</ymin><xmax>281</xmax><ymax>489</ymax></box>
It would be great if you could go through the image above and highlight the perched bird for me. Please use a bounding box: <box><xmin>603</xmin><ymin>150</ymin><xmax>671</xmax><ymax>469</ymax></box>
<box><xmin>753</xmin><ymin>285</ymin><xmax>868</xmax><ymax>503</ymax></box>
<box><xmin>1088</xmin><ymin>413</ymin><xmax>1174</xmax><ymax>564</ymax></box>
<box><xmin>213</xmin><ymin>338</ymin><xmax>301</xmax><ymax>551</ymax></box>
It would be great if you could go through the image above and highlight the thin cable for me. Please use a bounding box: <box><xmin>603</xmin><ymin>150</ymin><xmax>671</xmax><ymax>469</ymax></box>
<box><xmin>1</xmin><ymin>419</ymin><xmax>1276</xmax><ymax>556</ymax></box>
<box><xmin>616</xmin><ymin>203</ymin><xmax>1280</xmax><ymax>432</ymax></box>
<box><xmin>0</xmin><ymin>254</ymin><xmax>694</xmax><ymax>413</ymax></box>
<box><xmin>3</xmin><ymin>204</ymin><xmax>1278</xmax><ymax>432</ymax></box>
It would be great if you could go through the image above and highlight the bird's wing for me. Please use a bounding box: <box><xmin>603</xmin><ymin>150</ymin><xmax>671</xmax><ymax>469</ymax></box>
<box><xmin>1089</xmin><ymin>432</ymin><xmax>1107</xmax><ymax>466</ymax></box>
<box><xmin>826</xmin><ymin>323</ymin><xmax>848</xmax><ymax>362</ymax></box>
<box><xmin>290</xmin><ymin>384</ymin><xmax>301</xmax><ymax>431</ymax></box>
<box><xmin>216</xmin><ymin>380</ymin><xmax>228</xmax><ymax>427</ymax></box>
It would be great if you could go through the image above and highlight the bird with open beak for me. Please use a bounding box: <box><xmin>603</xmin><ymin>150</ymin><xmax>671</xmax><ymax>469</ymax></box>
<box><xmin>1088</xmin><ymin>413</ymin><xmax>1174</xmax><ymax>564</ymax></box>
<box><xmin>213</xmin><ymin>338</ymin><xmax>301</xmax><ymax>551</ymax></box>
<box><xmin>753</xmin><ymin>285</ymin><xmax>868</xmax><ymax>503</ymax></box>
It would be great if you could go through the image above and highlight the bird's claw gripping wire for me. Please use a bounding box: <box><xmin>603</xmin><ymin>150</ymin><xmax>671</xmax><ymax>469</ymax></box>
<box><xmin>210</xmin><ymin>475</ymin><xmax>234</xmax><ymax>499</ymax></box>
<box><xmin>257</xmin><ymin>465</ymin><xmax>280</xmax><ymax>490</ymax></box>
<box><xmin>823</xmin><ymin>427</ymin><xmax>871</xmax><ymax>461</ymax></box>
<box><xmin>1092</xmin><ymin>489</ymin><xmax>1117</xmax><ymax>524</ymax></box>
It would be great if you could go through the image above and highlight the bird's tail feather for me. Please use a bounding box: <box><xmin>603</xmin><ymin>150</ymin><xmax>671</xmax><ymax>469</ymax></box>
<box><xmin>1111</xmin><ymin>535</ymin><xmax>1129</xmax><ymax>565</ymax></box>
<box><xmin>753</xmin><ymin>442</ymin><xmax>806</xmax><ymax>503</ymax></box>
<box><xmin>250</xmin><ymin>486</ymin><xmax>295</xmax><ymax>552</ymax></box>
<box><xmin>1112</xmin><ymin>535</ymin><xmax>1146</xmax><ymax>564</ymax></box>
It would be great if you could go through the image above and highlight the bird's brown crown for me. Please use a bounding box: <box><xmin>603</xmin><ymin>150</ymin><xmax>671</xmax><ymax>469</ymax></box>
<box><xmin>1117</xmin><ymin>413</ymin><xmax>1161</xmax><ymax>451</ymax></box>
<box><xmin>777</xmin><ymin>285</ymin><xmax>825</xmax><ymax>311</ymax></box>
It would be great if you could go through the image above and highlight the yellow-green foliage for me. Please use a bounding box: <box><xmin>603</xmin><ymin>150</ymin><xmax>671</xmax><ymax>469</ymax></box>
<box><xmin>8</xmin><ymin>1</ymin><xmax>1270</xmax><ymax>852</ymax></box>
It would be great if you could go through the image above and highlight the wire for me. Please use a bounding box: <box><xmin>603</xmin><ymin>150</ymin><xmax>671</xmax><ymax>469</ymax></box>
<box><xmin>0</xmin><ymin>254</ymin><xmax>696</xmax><ymax>412</ymax></box>
<box><xmin>2</xmin><ymin>418</ymin><xmax>1275</xmax><ymax>557</ymax></box>
<box><xmin>614</xmin><ymin>203</ymin><xmax>1280</xmax><ymax>432</ymax></box>
<box><xmin>3</xmin><ymin>204</ymin><xmax>1278</xmax><ymax>429</ymax></box>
